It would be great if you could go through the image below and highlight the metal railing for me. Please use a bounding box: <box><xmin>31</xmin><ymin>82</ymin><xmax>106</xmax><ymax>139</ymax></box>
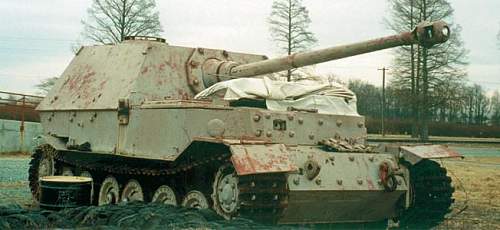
<box><xmin>0</xmin><ymin>91</ymin><xmax>44</xmax><ymax>153</ymax></box>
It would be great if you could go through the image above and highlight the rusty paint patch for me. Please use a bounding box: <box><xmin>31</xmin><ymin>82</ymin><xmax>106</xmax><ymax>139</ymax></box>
<box><xmin>230</xmin><ymin>144</ymin><xmax>297</xmax><ymax>175</ymax></box>
<box><xmin>366</xmin><ymin>179</ymin><xmax>375</xmax><ymax>190</ymax></box>
<box><xmin>99</xmin><ymin>79</ymin><xmax>108</xmax><ymax>90</ymax></box>
<box><xmin>158</xmin><ymin>63</ymin><xmax>166</xmax><ymax>71</ymax></box>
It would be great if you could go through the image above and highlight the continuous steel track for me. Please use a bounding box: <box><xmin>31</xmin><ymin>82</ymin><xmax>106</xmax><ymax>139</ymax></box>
<box><xmin>399</xmin><ymin>159</ymin><xmax>454</xmax><ymax>228</ymax></box>
<box><xmin>28</xmin><ymin>144</ymin><xmax>288</xmax><ymax>223</ymax></box>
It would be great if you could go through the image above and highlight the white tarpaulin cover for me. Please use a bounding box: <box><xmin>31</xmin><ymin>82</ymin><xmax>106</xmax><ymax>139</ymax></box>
<box><xmin>194</xmin><ymin>77</ymin><xmax>359</xmax><ymax>116</ymax></box>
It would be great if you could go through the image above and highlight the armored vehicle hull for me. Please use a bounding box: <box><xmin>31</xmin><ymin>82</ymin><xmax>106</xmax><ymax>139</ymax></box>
<box><xmin>30</xmin><ymin>21</ymin><xmax>460</xmax><ymax>226</ymax></box>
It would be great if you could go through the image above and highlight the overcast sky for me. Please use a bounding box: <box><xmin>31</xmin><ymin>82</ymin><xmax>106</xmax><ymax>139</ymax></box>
<box><xmin>0</xmin><ymin>0</ymin><xmax>499</xmax><ymax>94</ymax></box>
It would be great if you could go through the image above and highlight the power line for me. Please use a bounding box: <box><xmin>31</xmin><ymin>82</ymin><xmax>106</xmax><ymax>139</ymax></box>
<box><xmin>1</xmin><ymin>70</ymin><xmax>499</xmax><ymax>89</ymax></box>
<box><xmin>470</xmin><ymin>80</ymin><xmax>500</xmax><ymax>85</ymax></box>
<box><xmin>0</xmin><ymin>47</ymin><xmax>70</xmax><ymax>52</ymax></box>
<box><xmin>327</xmin><ymin>65</ymin><xmax>382</xmax><ymax>69</ymax></box>
<box><xmin>1</xmin><ymin>73</ymin><xmax>499</xmax><ymax>86</ymax></box>
<box><xmin>0</xmin><ymin>36</ymin><xmax>78</xmax><ymax>43</ymax></box>
<box><xmin>0</xmin><ymin>73</ymin><xmax>50</xmax><ymax>79</ymax></box>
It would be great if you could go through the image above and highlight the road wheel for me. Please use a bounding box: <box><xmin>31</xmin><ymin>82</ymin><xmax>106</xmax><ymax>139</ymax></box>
<box><xmin>79</xmin><ymin>171</ymin><xmax>92</xmax><ymax>179</ymax></box>
<box><xmin>98</xmin><ymin>176</ymin><xmax>120</xmax><ymax>206</ymax></box>
<box><xmin>79</xmin><ymin>171</ymin><xmax>94</xmax><ymax>204</ymax></box>
<box><xmin>212</xmin><ymin>165</ymin><xmax>239</xmax><ymax>219</ymax></box>
<box><xmin>121</xmin><ymin>179</ymin><xmax>144</xmax><ymax>202</ymax></box>
<box><xmin>61</xmin><ymin>166</ymin><xmax>74</xmax><ymax>176</ymax></box>
<box><xmin>152</xmin><ymin>185</ymin><xmax>177</xmax><ymax>205</ymax></box>
<box><xmin>182</xmin><ymin>190</ymin><xmax>209</xmax><ymax>209</ymax></box>
<box><xmin>28</xmin><ymin>145</ymin><xmax>56</xmax><ymax>201</ymax></box>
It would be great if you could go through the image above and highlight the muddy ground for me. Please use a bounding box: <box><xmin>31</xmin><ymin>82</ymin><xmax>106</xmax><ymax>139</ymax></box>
<box><xmin>0</xmin><ymin>153</ymin><xmax>498</xmax><ymax>229</ymax></box>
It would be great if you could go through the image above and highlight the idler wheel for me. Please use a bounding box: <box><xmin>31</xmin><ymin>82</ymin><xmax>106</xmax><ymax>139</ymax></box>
<box><xmin>182</xmin><ymin>190</ymin><xmax>209</xmax><ymax>209</ymax></box>
<box><xmin>38</xmin><ymin>154</ymin><xmax>55</xmax><ymax>179</ymax></box>
<box><xmin>29</xmin><ymin>145</ymin><xmax>56</xmax><ymax>201</ymax></box>
<box><xmin>152</xmin><ymin>185</ymin><xmax>177</xmax><ymax>205</ymax></box>
<box><xmin>121</xmin><ymin>179</ymin><xmax>144</xmax><ymax>202</ymax></box>
<box><xmin>98</xmin><ymin>176</ymin><xmax>120</xmax><ymax>205</ymax></box>
<box><xmin>79</xmin><ymin>171</ymin><xmax>92</xmax><ymax>179</ymax></box>
<box><xmin>79</xmin><ymin>171</ymin><xmax>94</xmax><ymax>203</ymax></box>
<box><xmin>212</xmin><ymin>165</ymin><xmax>239</xmax><ymax>219</ymax></box>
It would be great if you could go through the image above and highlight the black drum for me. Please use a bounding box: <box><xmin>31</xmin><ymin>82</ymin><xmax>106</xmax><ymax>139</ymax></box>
<box><xmin>40</xmin><ymin>176</ymin><xmax>92</xmax><ymax>210</ymax></box>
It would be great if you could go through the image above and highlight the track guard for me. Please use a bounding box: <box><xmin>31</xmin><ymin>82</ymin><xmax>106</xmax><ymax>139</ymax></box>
<box><xmin>400</xmin><ymin>145</ymin><xmax>462</xmax><ymax>165</ymax></box>
<box><xmin>36</xmin><ymin>135</ymin><xmax>67</xmax><ymax>152</ymax></box>
<box><xmin>229</xmin><ymin>144</ymin><xmax>297</xmax><ymax>176</ymax></box>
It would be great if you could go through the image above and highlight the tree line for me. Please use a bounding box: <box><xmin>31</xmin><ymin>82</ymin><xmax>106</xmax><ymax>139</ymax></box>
<box><xmin>348</xmin><ymin>79</ymin><xmax>500</xmax><ymax>136</ymax></box>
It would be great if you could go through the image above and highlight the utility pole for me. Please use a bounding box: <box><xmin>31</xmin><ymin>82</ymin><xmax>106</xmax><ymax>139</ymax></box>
<box><xmin>378</xmin><ymin>67</ymin><xmax>389</xmax><ymax>137</ymax></box>
<box><xmin>20</xmin><ymin>95</ymin><xmax>25</xmax><ymax>153</ymax></box>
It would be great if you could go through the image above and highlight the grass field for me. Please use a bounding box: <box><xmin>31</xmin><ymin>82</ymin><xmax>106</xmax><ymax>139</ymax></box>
<box><xmin>367</xmin><ymin>134</ymin><xmax>500</xmax><ymax>144</ymax></box>
<box><xmin>438</xmin><ymin>157</ymin><xmax>500</xmax><ymax>229</ymax></box>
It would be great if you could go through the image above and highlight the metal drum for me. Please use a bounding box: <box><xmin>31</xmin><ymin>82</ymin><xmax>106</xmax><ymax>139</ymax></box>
<box><xmin>40</xmin><ymin>176</ymin><xmax>92</xmax><ymax>210</ymax></box>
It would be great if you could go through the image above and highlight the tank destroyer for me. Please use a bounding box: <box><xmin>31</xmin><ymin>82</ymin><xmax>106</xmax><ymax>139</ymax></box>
<box><xmin>30</xmin><ymin>20</ymin><xmax>460</xmax><ymax>225</ymax></box>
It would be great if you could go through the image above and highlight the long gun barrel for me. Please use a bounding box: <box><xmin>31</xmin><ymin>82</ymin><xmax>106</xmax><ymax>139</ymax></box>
<box><xmin>203</xmin><ymin>21</ymin><xmax>449</xmax><ymax>83</ymax></box>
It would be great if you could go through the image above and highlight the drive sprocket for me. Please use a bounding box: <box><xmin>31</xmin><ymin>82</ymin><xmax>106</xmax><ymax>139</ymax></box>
<box><xmin>400</xmin><ymin>159</ymin><xmax>454</xmax><ymax>228</ymax></box>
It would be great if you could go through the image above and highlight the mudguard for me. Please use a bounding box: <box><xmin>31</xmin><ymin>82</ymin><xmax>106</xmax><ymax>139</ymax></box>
<box><xmin>400</xmin><ymin>145</ymin><xmax>462</xmax><ymax>165</ymax></box>
<box><xmin>36</xmin><ymin>135</ymin><xmax>67</xmax><ymax>151</ymax></box>
<box><xmin>229</xmin><ymin>144</ymin><xmax>297</xmax><ymax>175</ymax></box>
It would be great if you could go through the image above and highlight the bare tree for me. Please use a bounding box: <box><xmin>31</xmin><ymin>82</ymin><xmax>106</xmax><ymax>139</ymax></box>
<box><xmin>490</xmin><ymin>90</ymin><xmax>500</xmax><ymax>125</ymax></box>
<box><xmin>35</xmin><ymin>77</ymin><xmax>59</xmax><ymax>95</ymax></box>
<box><xmin>82</xmin><ymin>0</ymin><xmax>163</xmax><ymax>44</ymax></box>
<box><xmin>459</xmin><ymin>84</ymin><xmax>491</xmax><ymax>125</ymax></box>
<box><xmin>268</xmin><ymin>0</ymin><xmax>317</xmax><ymax>81</ymax></box>
<box><xmin>348</xmin><ymin>80</ymin><xmax>382</xmax><ymax>118</ymax></box>
<box><xmin>325</xmin><ymin>73</ymin><xmax>346</xmax><ymax>85</ymax></box>
<box><xmin>386</xmin><ymin>0</ymin><xmax>468</xmax><ymax>141</ymax></box>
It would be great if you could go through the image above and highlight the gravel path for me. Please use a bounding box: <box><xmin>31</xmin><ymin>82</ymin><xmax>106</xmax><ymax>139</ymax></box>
<box><xmin>0</xmin><ymin>158</ymin><xmax>31</xmax><ymax>207</ymax></box>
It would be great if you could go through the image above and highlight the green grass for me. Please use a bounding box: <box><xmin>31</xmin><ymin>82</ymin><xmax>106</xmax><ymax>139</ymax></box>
<box><xmin>368</xmin><ymin>134</ymin><xmax>500</xmax><ymax>142</ymax></box>
<box><xmin>449</xmin><ymin>146</ymin><xmax>500</xmax><ymax>157</ymax></box>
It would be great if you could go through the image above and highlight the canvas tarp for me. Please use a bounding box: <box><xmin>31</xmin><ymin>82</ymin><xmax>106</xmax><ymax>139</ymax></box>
<box><xmin>195</xmin><ymin>77</ymin><xmax>359</xmax><ymax>116</ymax></box>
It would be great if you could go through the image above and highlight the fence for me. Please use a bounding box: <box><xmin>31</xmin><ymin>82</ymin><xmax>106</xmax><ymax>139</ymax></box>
<box><xmin>0</xmin><ymin>119</ymin><xmax>43</xmax><ymax>154</ymax></box>
<box><xmin>0</xmin><ymin>91</ymin><xmax>44</xmax><ymax>154</ymax></box>
<box><xmin>0</xmin><ymin>90</ymin><xmax>42</xmax><ymax>122</ymax></box>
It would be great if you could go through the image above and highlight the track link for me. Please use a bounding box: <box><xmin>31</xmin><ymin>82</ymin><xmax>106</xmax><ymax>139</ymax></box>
<box><xmin>29</xmin><ymin>146</ymin><xmax>289</xmax><ymax>224</ymax></box>
<box><xmin>28</xmin><ymin>145</ymin><xmax>57</xmax><ymax>200</ymax></box>
<box><xmin>400</xmin><ymin>159</ymin><xmax>454</xmax><ymax>228</ymax></box>
<box><xmin>238</xmin><ymin>174</ymin><xmax>288</xmax><ymax>223</ymax></box>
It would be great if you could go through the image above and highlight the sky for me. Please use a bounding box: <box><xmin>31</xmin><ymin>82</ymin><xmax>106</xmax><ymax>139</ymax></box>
<box><xmin>0</xmin><ymin>0</ymin><xmax>499</xmax><ymax>95</ymax></box>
